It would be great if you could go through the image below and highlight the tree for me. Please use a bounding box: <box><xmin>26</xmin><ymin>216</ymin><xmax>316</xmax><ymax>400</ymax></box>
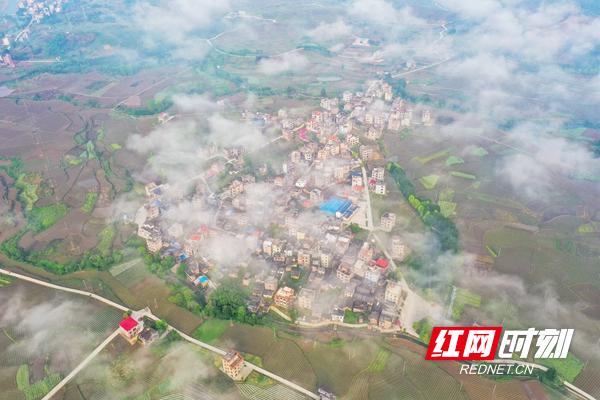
<box><xmin>155</xmin><ymin>319</ymin><xmax>168</xmax><ymax>333</ymax></box>
<box><xmin>320</xmin><ymin>88</ymin><xmax>327</xmax><ymax>97</ymax></box>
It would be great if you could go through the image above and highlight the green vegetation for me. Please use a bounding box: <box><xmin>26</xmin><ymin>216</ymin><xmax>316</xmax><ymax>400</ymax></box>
<box><xmin>450</xmin><ymin>171</ymin><xmax>477</xmax><ymax>180</ymax></box>
<box><xmin>325</xmin><ymin>338</ymin><xmax>345</xmax><ymax>348</ymax></box>
<box><xmin>577</xmin><ymin>222</ymin><xmax>599</xmax><ymax>234</ymax></box>
<box><xmin>97</xmin><ymin>225</ymin><xmax>116</xmax><ymax>256</ymax></box>
<box><xmin>1</xmin><ymin>226</ymin><xmax>122</xmax><ymax>275</ymax></box>
<box><xmin>15</xmin><ymin>364</ymin><xmax>61</xmax><ymax>400</ymax></box>
<box><xmin>15</xmin><ymin>173</ymin><xmax>41</xmax><ymax>212</ymax></box>
<box><xmin>438</xmin><ymin>201</ymin><xmax>457</xmax><ymax>217</ymax></box>
<box><xmin>470</xmin><ymin>147</ymin><xmax>488</xmax><ymax>157</ymax></box>
<box><xmin>413</xmin><ymin>318</ymin><xmax>433</xmax><ymax>343</ymax></box>
<box><xmin>0</xmin><ymin>156</ymin><xmax>24</xmax><ymax>180</ymax></box>
<box><xmin>28</xmin><ymin>203</ymin><xmax>69</xmax><ymax>232</ymax></box>
<box><xmin>117</xmin><ymin>98</ymin><xmax>173</xmax><ymax>116</ymax></box>
<box><xmin>419</xmin><ymin>174</ymin><xmax>440</xmax><ymax>189</ymax></box>
<box><xmin>486</xmin><ymin>244</ymin><xmax>500</xmax><ymax>257</ymax></box>
<box><xmin>168</xmin><ymin>284</ymin><xmax>202</xmax><ymax>314</ymax></box>
<box><xmin>415</xmin><ymin>149</ymin><xmax>450</xmax><ymax>164</ymax></box>
<box><xmin>343</xmin><ymin>309</ymin><xmax>362</xmax><ymax>324</ymax></box>
<box><xmin>206</xmin><ymin>281</ymin><xmax>261</xmax><ymax>325</ymax></box>
<box><xmin>388</xmin><ymin>162</ymin><xmax>459</xmax><ymax>252</ymax></box>
<box><xmin>81</xmin><ymin>191</ymin><xmax>99</xmax><ymax>213</ymax></box>
<box><xmin>367</xmin><ymin>348</ymin><xmax>391</xmax><ymax>372</ymax></box>
<box><xmin>537</xmin><ymin>353</ymin><xmax>584</xmax><ymax>383</ymax></box>
<box><xmin>193</xmin><ymin>319</ymin><xmax>229</xmax><ymax>343</ymax></box>
<box><xmin>0</xmin><ymin>276</ymin><xmax>11</xmax><ymax>286</ymax></box>
<box><xmin>451</xmin><ymin>288</ymin><xmax>482</xmax><ymax>320</ymax></box>
<box><xmin>445</xmin><ymin>156</ymin><xmax>464</xmax><ymax>166</ymax></box>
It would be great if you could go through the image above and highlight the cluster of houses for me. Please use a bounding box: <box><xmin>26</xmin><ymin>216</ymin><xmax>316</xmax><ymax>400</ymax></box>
<box><xmin>132</xmin><ymin>79</ymin><xmax>429</xmax><ymax>331</ymax></box>
<box><xmin>17</xmin><ymin>0</ymin><xmax>67</xmax><ymax>24</ymax></box>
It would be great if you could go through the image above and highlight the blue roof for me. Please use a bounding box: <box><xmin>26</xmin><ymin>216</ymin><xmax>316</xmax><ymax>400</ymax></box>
<box><xmin>320</xmin><ymin>197</ymin><xmax>353</xmax><ymax>215</ymax></box>
<box><xmin>195</xmin><ymin>276</ymin><xmax>209</xmax><ymax>283</ymax></box>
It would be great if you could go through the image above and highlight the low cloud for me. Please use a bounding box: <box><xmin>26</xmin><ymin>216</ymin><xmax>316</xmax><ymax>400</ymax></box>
<box><xmin>307</xmin><ymin>19</ymin><xmax>352</xmax><ymax>41</ymax></box>
<box><xmin>257</xmin><ymin>52</ymin><xmax>309</xmax><ymax>75</ymax></box>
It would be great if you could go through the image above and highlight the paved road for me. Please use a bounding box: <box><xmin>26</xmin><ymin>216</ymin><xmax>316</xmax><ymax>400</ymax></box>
<box><xmin>41</xmin><ymin>330</ymin><xmax>120</xmax><ymax>400</ymax></box>
<box><xmin>361</xmin><ymin>166</ymin><xmax>374</xmax><ymax>230</ymax></box>
<box><xmin>0</xmin><ymin>268</ymin><xmax>319</xmax><ymax>400</ymax></box>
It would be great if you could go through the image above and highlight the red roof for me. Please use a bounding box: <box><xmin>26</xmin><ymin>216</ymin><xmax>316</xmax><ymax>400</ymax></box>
<box><xmin>119</xmin><ymin>316</ymin><xmax>139</xmax><ymax>331</ymax></box>
<box><xmin>375</xmin><ymin>258</ymin><xmax>389</xmax><ymax>268</ymax></box>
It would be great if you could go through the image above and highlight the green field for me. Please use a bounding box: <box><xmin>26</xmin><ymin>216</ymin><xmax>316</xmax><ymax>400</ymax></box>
<box><xmin>450</xmin><ymin>171</ymin><xmax>477</xmax><ymax>180</ymax></box>
<box><xmin>420</xmin><ymin>174</ymin><xmax>440</xmax><ymax>189</ymax></box>
<box><xmin>538</xmin><ymin>353</ymin><xmax>584</xmax><ymax>383</ymax></box>
<box><xmin>415</xmin><ymin>149</ymin><xmax>451</xmax><ymax>164</ymax></box>
<box><xmin>193</xmin><ymin>319</ymin><xmax>230</xmax><ymax>343</ymax></box>
<box><xmin>28</xmin><ymin>203</ymin><xmax>69</xmax><ymax>232</ymax></box>
<box><xmin>445</xmin><ymin>156</ymin><xmax>465</xmax><ymax>166</ymax></box>
<box><xmin>81</xmin><ymin>191</ymin><xmax>99</xmax><ymax>213</ymax></box>
<box><xmin>451</xmin><ymin>288</ymin><xmax>482</xmax><ymax>320</ymax></box>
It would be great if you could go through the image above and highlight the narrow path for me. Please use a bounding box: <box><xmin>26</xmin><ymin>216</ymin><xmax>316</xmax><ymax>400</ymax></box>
<box><xmin>41</xmin><ymin>329</ymin><xmax>120</xmax><ymax>400</ymax></box>
<box><xmin>0</xmin><ymin>268</ymin><xmax>319</xmax><ymax>400</ymax></box>
<box><xmin>361</xmin><ymin>166</ymin><xmax>374</xmax><ymax>230</ymax></box>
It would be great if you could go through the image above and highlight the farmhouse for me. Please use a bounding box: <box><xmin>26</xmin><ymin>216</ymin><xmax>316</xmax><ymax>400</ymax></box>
<box><xmin>118</xmin><ymin>315</ymin><xmax>143</xmax><ymax>345</ymax></box>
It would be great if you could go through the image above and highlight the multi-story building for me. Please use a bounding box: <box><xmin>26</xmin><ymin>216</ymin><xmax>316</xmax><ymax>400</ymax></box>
<box><xmin>222</xmin><ymin>351</ymin><xmax>245</xmax><ymax>380</ymax></box>
<box><xmin>118</xmin><ymin>315</ymin><xmax>143</xmax><ymax>345</ymax></box>
<box><xmin>371</xmin><ymin>167</ymin><xmax>385</xmax><ymax>181</ymax></box>
<box><xmin>380</xmin><ymin>212</ymin><xmax>397</xmax><ymax>232</ymax></box>
<box><xmin>390</xmin><ymin>236</ymin><xmax>408</xmax><ymax>261</ymax></box>
<box><xmin>384</xmin><ymin>281</ymin><xmax>403</xmax><ymax>306</ymax></box>
<box><xmin>298</xmin><ymin>288</ymin><xmax>316</xmax><ymax>310</ymax></box>
<box><xmin>297</xmin><ymin>250</ymin><xmax>311</xmax><ymax>267</ymax></box>
<box><xmin>274</xmin><ymin>286</ymin><xmax>295</xmax><ymax>309</ymax></box>
<box><xmin>374</xmin><ymin>181</ymin><xmax>386</xmax><ymax>195</ymax></box>
<box><xmin>359</xmin><ymin>145</ymin><xmax>374</xmax><ymax>160</ymax></box>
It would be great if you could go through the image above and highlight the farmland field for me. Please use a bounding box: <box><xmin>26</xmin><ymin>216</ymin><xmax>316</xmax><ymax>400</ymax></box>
<box><xmin>0</xmin><ymin>279</ymin><xmax>122</xmax><ymax>400</ymax></box>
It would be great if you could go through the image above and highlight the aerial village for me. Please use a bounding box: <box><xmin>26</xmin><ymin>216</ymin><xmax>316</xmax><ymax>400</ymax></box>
<box><xmin>0</xmin><ymin>0</ymin><xmax>68</xmax><ymax>68</ymax></box>
<box><xmin>133</xmin><ymin>79</ymin><xmax>435</xmax><ymax>338</ymax></box>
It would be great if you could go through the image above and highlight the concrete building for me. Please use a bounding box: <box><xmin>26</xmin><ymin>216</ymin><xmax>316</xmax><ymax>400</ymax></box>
<box><xmin>298</xmin><ymin>288</ymin><xmax>316</xmax><ymax>310</ymax></box>
<box><xmin>380</xmin><ymin>212</ymin><xmax>397</xmax><ymax>232</ymax></box>
<box><xmin>274</xmin><ymin>286</ymin><xmax>295</xmax><ymax>309</ymax></box>
<box><xmin>118</xmin><ymin>316</ymin><xmax>143</xmax><ymax>345</ymax></box>
<box><xmin>222</xmin><ymin>351</ymin><xmax>245</xmax><ymax>380</ymax></box>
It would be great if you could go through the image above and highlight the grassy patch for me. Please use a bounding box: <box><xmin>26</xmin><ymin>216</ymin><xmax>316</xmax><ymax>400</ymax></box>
<box><xmin>28</xmin><ymin>203</ymin><xmax>69</xmax><ymax>232</ymax></box>
<box><xmin>81</xmin><ymin>191</ymin><xmax>99</xmax><ymax>213</ymax></box>
<box><xmin>538</xmin><ymin>353</ymin><xmax>584</xmax><ymax>383</ymax></box>
<box><xmin>367</xmin><ymin>348</ymin><xmax>391</xmax><ymax>372</ymax></box>
<box><xmin>445</xmin><ymin>155</ymin><xmax>464</xmax><ymax>166</ymax></box>
<box><xmin>97</xmin><ymin>225</ymin><xmax>116</xmax><ymax>255</ymax></box>
<box><xmin>415</xmin><ymin>149</ymin><xmax>450</xmax><ymax>164</ymax></box>
<box><xmin>577</xmin><ymin>222</ymin><xmax>599</xmax><ymax>234</ymax></box>
<box><xmin>451</xmin><ymin>288</ymin><xmax>482</xmax><ymax>320</ymax></box>
<box><xmin>343</xmin><ymin>309</ymin><xmax>361</xmax><ymax>324</ymax></box>
<box><xmin>486</xmin><ymin>245</ymin><xmax>500</xmax><ymax>258</ymax></box>
<box><xmin>438</xmin><ymin>201</ymin><xmax>457</xmax><ymax>217</ymax></box>
<box><xmin>16</xmin><ymin>363</ymin><xmax>61</xmax><ymax>400</ymax></box>
<box><xmin>110</xmin><ymin>143</ymin><xmax>122</xmax><ymax>150</ymax></box>
<box><xmin>64</xmin><ymin>155</ymin><xmax>83</xmax><ymax>166</ymax></box>
<box><xmin>471</xmin><ymin>147</ymin><xmax>488</xmax><ymax>157</ymax></box>
<box><xmin>15</xmin><ymin>173</ymin><xmax>41</xmax><ymax>212</ymax></box>
<box><xmin>193</xmin><ymin>319</ymin><xmax>229</xmax><ymax>343</ymax></box>
<box><xmin>450</xmin><ymin>171</ymin><xmax>477</xmax><ymax>180</ymax></box>
<box><xmin>419</xmin><ymin>174</ymin><xmax>440</xmax><ymax>189</ymax></box>
<box><xmin>0</xmin><ymin>276</ymin><xmax>12</xmax><ymax>286</ymax></box>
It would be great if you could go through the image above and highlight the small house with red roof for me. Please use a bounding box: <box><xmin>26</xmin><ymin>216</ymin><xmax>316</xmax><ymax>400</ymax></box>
<box><xmin>118</xmin><ymin>315</ymin><xmax>143</xmax><ymax>345</ymax></box>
